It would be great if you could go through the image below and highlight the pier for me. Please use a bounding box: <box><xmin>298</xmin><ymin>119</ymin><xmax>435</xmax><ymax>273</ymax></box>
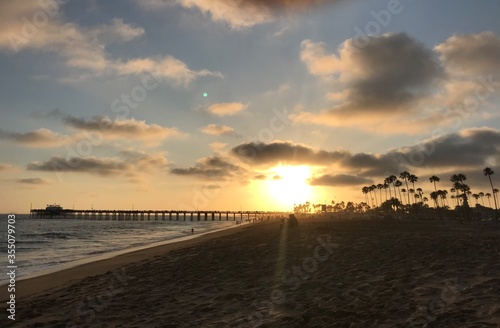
<box><xmin>30</xmin><ymin>207</ymin><xmax>286</xmax><ymax>221</ymax></box>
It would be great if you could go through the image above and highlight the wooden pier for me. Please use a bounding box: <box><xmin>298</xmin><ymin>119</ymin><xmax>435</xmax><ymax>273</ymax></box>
<box><xmin>30</xmin><ymin>207</ymin><xmax>286</xmax><ymax>222</ymax></box>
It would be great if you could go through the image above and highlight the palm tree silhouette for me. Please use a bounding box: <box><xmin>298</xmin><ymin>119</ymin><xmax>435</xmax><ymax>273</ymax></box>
<box><xmin>429</xmin><ymin>175</ymin><xmax>440</xmax><ymax>195</ymax></box>
<box><xmin>400</xmin><ymin>171</ymin><xmax>411</xmax><ymax>204</ymax></box>
<box><xmin>486</xmin><ymin>192</ymin><xmax>492</xmax><ymax>208</ymax></box>
<box><xmin>395</xmin><ymin>180</ymin><xmax>403</xmax><ymax>203</ymax></box>
<box><xmin>483</xmin><ymin>167</ymin><xmax>498</xmax><ymax>220</ymax></box>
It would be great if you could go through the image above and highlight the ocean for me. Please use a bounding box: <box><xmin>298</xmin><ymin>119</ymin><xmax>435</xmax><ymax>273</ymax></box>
<box><xmin>0</xmin><ymin>214</ymin><xmax>240</xmax><ymax>283</ymax></box>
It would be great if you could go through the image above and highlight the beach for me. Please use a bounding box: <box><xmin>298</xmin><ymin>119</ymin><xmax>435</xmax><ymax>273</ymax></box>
<box><xmin>3</xmin><ymin>218</ymin><xmax>500</xmax><ymax>327</ymax></box>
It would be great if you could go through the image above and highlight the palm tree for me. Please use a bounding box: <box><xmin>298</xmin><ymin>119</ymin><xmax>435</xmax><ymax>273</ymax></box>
<box><xmin>395</xmin><ymin>180</ymin><xmax>403</xmax><ymax>203</ymax></box>
<box><xmin>362</xmin><ymin>186</ymin><xmax>369</xmax><ymax>205</ymax></box>
<box><xmin>377</xmin><ymin>184</ymin><xmax>384</xmax><ymax>205</ymax></box>
<box><xmin>479</xmin><ymin>192</ymin><xmax>485</xmax><ymax>206</ymax></box>
<box><xmin>429</xmin><ymin>175</ymin><xmax>440</xmax><ymax>193</ymax></box>
<box><xmin>400</xmin><ymin>171</ymin><xmax>411</xmax><ymax>204</ymax></box>
<box><xmin>388</xmin><ymin>175</ymin><xmax>398</xmax><ymax>198</ymax></box>
<box><xmin>441</xmin><ymin>190</ymin><xmax>448</xmax><ymax>207</ymax></box>
<box><xmin>451</xmin><ymin>173</ymin><xmax>469</xmax><ymax>206</ymax></box>
<box><xmin>450</xmin><ymin>187</ymin><xmax>459</xmax><ymax>206</ymax></box>
<box><xmin>484</xmin><ymin>167</ymin><xmax>498</xmax><ymax>219</ymax></box>
<box><xmin>371</xmin><ymin>185</ymin><xmax>378</xmax><ymax>207</ymax></box>
<box><xmin>472</xmin><ymin>193</ymin><xmax>480</xmax><ymax>206</ymax></box>
<box><xmin>430</xmin><ymin>191</ymin><xmax>439</xmax><ymax>208</ymax></box>
<box><xmin>409</xmin><ymin>174</ymin><xmax>418</xmax><ymax>190</ymax></box>
<box><xmin>384</xmin><ymin>177</ymin><xmax>393</xmax><ymax>199</ymax></box>
<box><xmin>494</xmin><ymin>188</ymin><xmax>499</xmax><ymax>213</ymax></box>
<box><xmin>409</xmin><ymin>188</ymin><xmax>415</xmax><ymax>204</ymax></box>
<box><xmin>486</xmin><ymin>193</ymin><xmax>492</xmax><ymax>208</ymax></box>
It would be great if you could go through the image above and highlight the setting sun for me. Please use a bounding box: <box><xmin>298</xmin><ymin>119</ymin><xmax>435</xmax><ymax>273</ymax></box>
<box><xmin>265</xmin><ymin>165</ymin><xmax>313</xmax><ymax>210</ymax></box>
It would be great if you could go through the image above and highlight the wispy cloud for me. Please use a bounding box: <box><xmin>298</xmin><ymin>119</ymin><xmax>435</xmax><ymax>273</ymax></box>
<box><xmin>206</xmin><ymin>102</ymin><xmax>248</xmax><ymax>116</ymax></box>
<box><xmin>16</xmin><ymin>177</ymin><xmax>51</xmax><ymax>185</ymax></box>
<box><xmin>0</xmin><ymin>128</ymin><xmax>76</xmax><ymax>148</ymax></box>
<box><xmin>200</xmin><ymin>124</ymin><xmax>236</xmax><ymax>136</ymax></box>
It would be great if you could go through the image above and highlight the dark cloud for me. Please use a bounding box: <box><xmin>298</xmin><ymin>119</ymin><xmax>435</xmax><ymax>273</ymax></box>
<box><xmin>27</xmin><ymin>156</ymin><xmax>130</xmax><ymax>176</ymax></box>
<box><xmin>309</xmin><ymin>174</ymin><xmax>373</xmax><ymax>186</ymax></box>
<box><xmin>300</xmin><ymin>33</ymin><xmax>443</xmax><ymax>120</ymax></box>
<box><xmin>230</xmin><ymin>141</ymin><xmax>403</xmax><ymax>176</ymax></box>
<box><xmin>230</xmin><ymin>128</ymin><xmax>500</xmax><ymax>180</ymax></box>
<box><xmin>27</xmin><ymin>151</ymin><xmax>168</xmax><ymax>178</ymax></box>
<box><xmin>231</xmin><ymin>141</ymin><xmax>347</xmax><ymax>166</ymax></box>
<box><xmin>170</xmin><ymin>156</ymin><xmax>244</xmax><ymax>180</ymax></box>
<box><xmin>396</xmin><ymin>127</ymin><xmax>500</xmax><ymax>170</ymax></box>
<box><xmin>62</xmin><ymin>115</ymin><xmax>183</xmax><ymax>141</ymax></box>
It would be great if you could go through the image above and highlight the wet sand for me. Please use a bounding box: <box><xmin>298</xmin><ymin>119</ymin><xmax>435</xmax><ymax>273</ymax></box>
<box><xmin>2</xmin><ymin>218</ymin><xmax>500</xmax><ymax>327</ymax></box>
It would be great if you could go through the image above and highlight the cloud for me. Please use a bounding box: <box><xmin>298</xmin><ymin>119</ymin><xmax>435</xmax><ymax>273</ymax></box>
<box><xmin>90</xmin><ymin>18</ymin><xmax>145</xmax><ymax>44</ymax></box>
<box><xmin>27</xmin><ymin>151</ymin><xmax>169</xmax><ymax>179</ymax></box>
<box><xmin>0</xmin><ymin>1</ymin><xmax>221</xmax><ymax>85</ymax></box>
<box><xmin>171</xmin><ymin>127</ymin><xmax>500</xmax><ymax>189</ymax></box>
<box><xmin>0</xmin><ymin>128</ymin><xmax>76</xmax><ymax>148</ymax></box>
<box><xmin>231</xmin><ymin>141</ymin><xmax>347</xmax><ymax>166</ymax></box>
<box><xmin>296</xmin><ymin>33</ymin><xmax>444</xmax><ymax>132</ymax></box>
<box><xmin>16</xmin><ymin>178</ymin><xmax>51</xmax><ymax>185</ymax></box>
<box><xmin>209</xmin><ymin>142</ymin><xmax>228</xmax><ymax>151</ymax></box>
<box><xmin>396</xmin><ymin>127</ymin><xmax>500</xmax><ymax>170</ymax></box>
<box><xmin>139</xmin><ymin>0</ymin><xmax>332</xmax><ymax>29</ymax></box>
<box><xmin>230</xmin><ymin>127</ymin><xmax>500</xmax><ymax>178</ymax></box>
<box><xmin>63</xmin><ymin>115</ymin><xmax>185</xmax><ymax>143</ymax></box>
<box><xmin>206</xmin><ymin>102</ymin><xmax>248</xmax><ymax>116</ymax></box>
<box><xmin>200</xmin><ymin>124</ymin><xmax>236</xmax><ymax>136</ymax></box>
<box><xmin>309</xmin><ymin>174</ymin><xmax>373</xmax><ymax>186</ymax></box>
<box><xmin>230</xmin><ymin>141</ymin><xmax>401</xmax><ymax>175</ymax></box>
<box><xmin>435</xmin><ymin>31</ymin><xmax>500</xmax><ymax>75</ymax></box>
<box><xmin>113</xmin><ymin>56</ymin><xmax>223</xmax><ymax>86</ymax></box>
<box><xmin>170</xmin><ymin>155</ymin><xmax>244</xmax><ymax>180</ymax></box>
<box><xmin>0</xmin><ymin>115</ymin><xmax>185</xmax><ymax>148</ymax></box>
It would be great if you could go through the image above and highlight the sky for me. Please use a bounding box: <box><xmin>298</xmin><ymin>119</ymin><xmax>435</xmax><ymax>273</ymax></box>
<box><xmin>1</xmin><ymin>0</ymin><xmax>500</xmax><ymax>213</ymax></box>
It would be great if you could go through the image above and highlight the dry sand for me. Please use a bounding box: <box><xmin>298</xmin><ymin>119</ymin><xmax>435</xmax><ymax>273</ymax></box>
<box><xmin>2</xmin><ymin>218</ymin><xmax>500</xmax><ymax>327</ymax></box>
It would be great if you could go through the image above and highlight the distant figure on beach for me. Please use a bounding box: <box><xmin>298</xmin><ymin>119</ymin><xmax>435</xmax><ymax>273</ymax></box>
<box><xmin>191</xmin><ymin>228</ymin><xmax>194</xmax><ymax>234</ymax></box>
<box><xmin>281</xmin><ymin>214</ymin><xmax>299</xmax><ymax>230</ymax></box>
<box><xmin>289</xmin><ymin>214</ymin><xmax>299</xmax><ymax>228</ymax></box>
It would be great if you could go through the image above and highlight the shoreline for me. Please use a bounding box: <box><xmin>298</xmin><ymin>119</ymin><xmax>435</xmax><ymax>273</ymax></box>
<box><xmin>1</xmin><ymin>220</ymin><xmax>257</xmax><ymax>301</ymax></box>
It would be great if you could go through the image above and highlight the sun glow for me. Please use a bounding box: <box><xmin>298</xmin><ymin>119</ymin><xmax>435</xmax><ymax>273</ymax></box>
<box><xmin>265</xmin><ymin>165</ymin><xmax>313</xmax><ymax>210</ymax></box>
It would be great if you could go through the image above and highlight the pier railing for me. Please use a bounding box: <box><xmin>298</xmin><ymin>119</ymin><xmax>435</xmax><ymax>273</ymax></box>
<box><xmin>30</xmin><ymin>209</ymin><xmax>287</xmax><ymax>221</ymax></box>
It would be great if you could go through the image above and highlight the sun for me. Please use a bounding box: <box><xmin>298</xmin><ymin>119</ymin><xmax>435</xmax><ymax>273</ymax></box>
<box><xmin>265</xmin><ymin>165</ymin><xmax>313</xmax><ymax>210</ymax></box>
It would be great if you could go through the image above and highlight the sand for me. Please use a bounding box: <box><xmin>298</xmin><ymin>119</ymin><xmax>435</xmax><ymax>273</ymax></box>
<box><xmin>2</xmin><ymin>218</ymin><xmax>500</xmax><ymax>327</ymax></box>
